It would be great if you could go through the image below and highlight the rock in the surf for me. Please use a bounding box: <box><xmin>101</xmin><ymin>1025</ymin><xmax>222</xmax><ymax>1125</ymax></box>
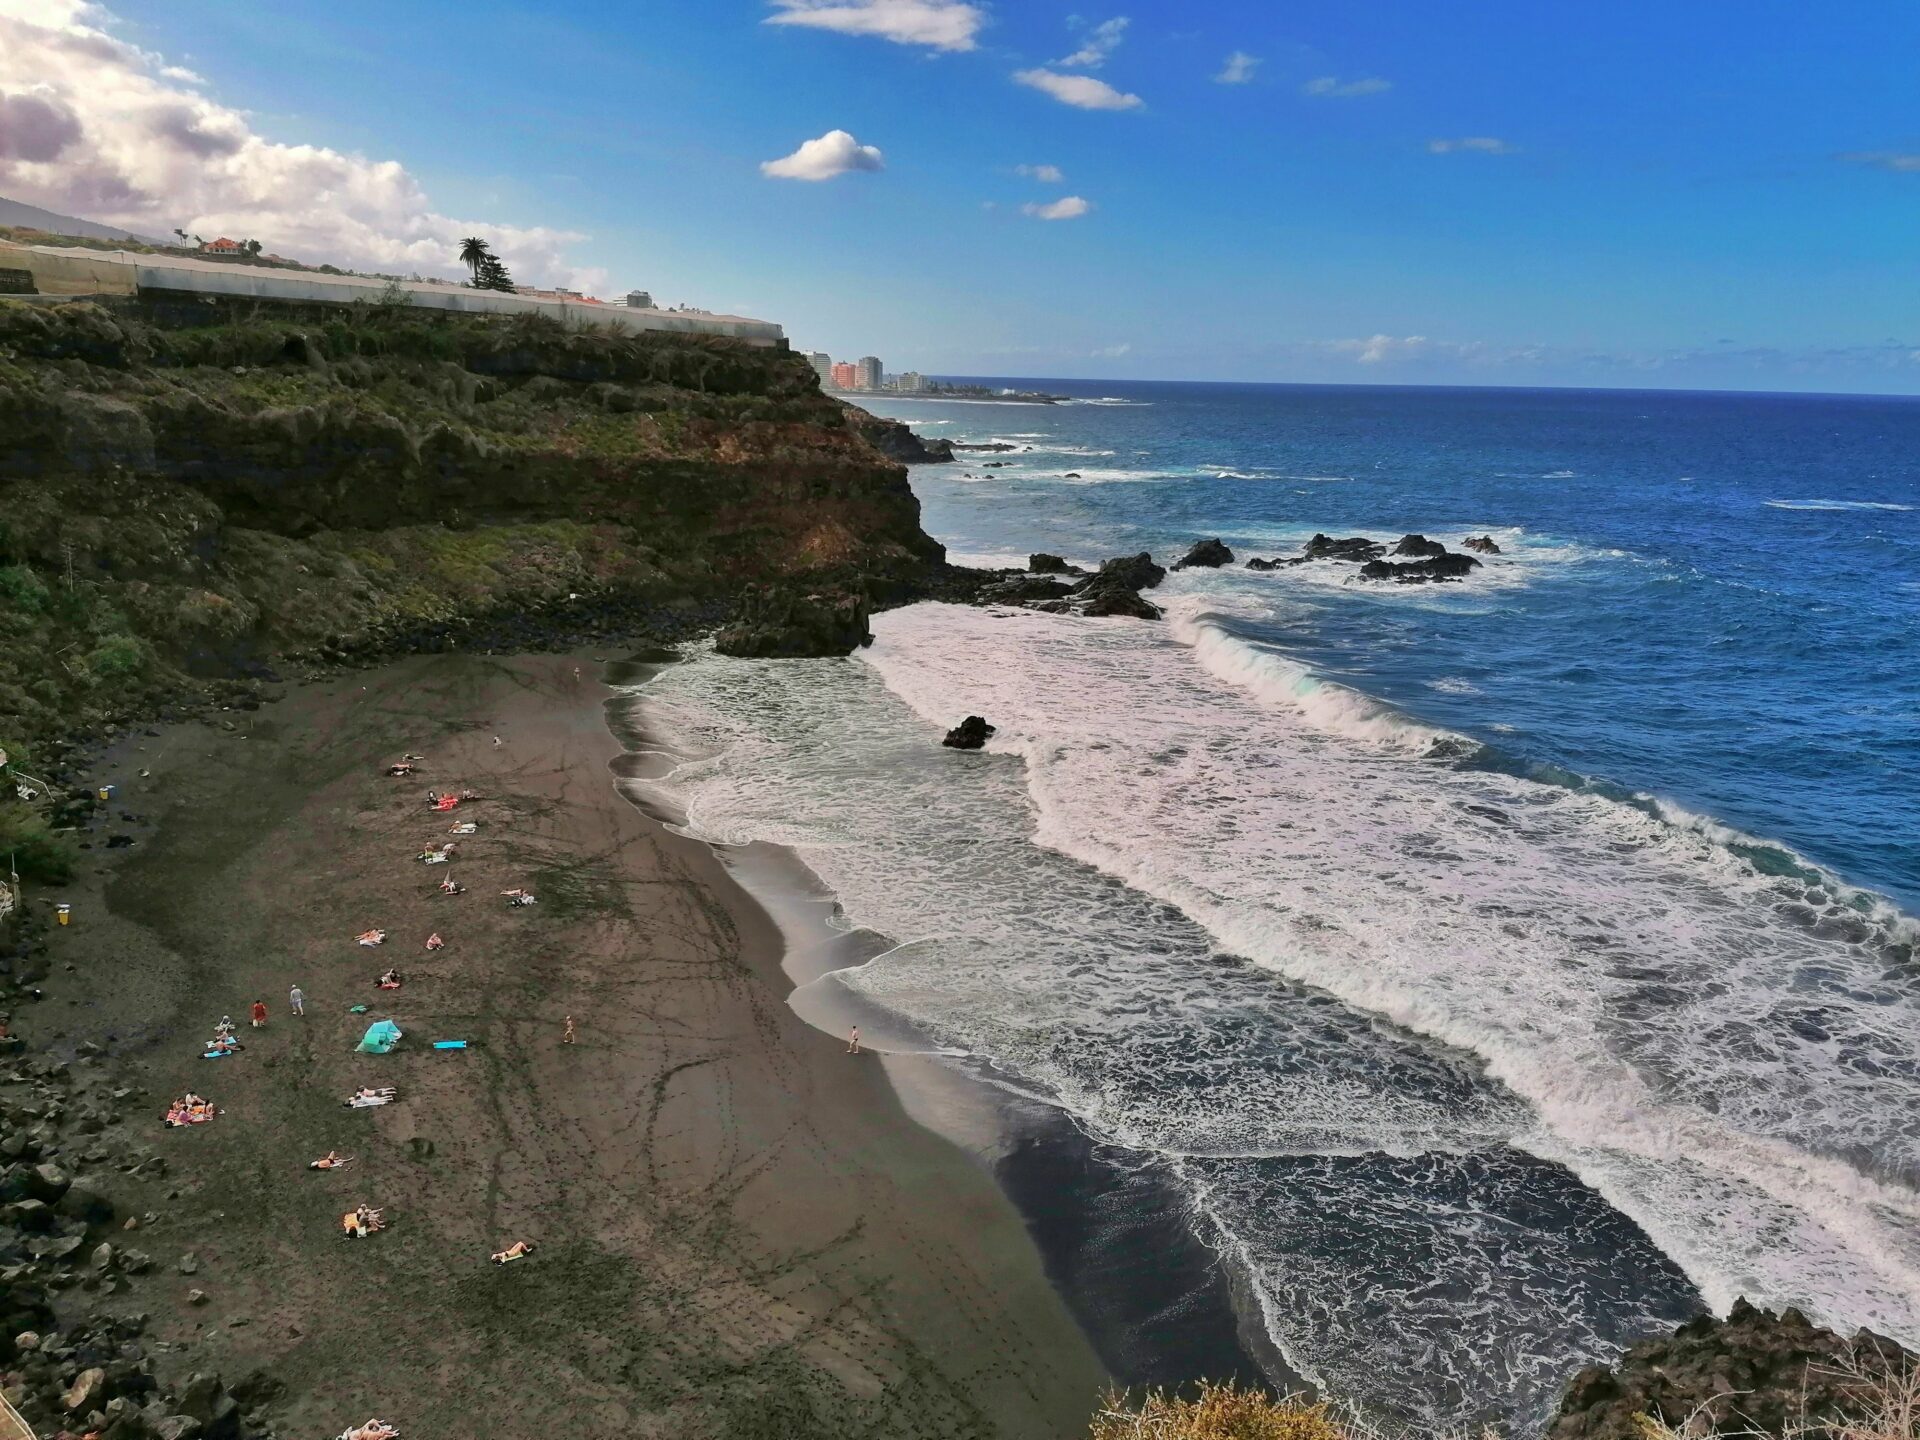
<box><xmin>980</xmin><ymin>575</ymin><xmax>1077</xmax><ymax>604</ymax></box>
<box><xmin>1082</xmin><ymin>587</ymin><xmax>1163</xmax><ymax>619</ymax></box>
<box><xmin>1302</xmin><ymin>533</ymin><xmax>1386</xmax><ymax>561</ymax></box>
<box><xmin>1028</xmin><ymin>553</ymin><xmax>1082</xmax><ymax>574</ymax></box>
<box><xmin>1358</xmin><ymin>552</ymin><xmax>1481</xmax><ymax>583</ymax></box>
<box><xmin>1547</xmin><ymin>1298</ymin><xmax>1916</xmax><ymax>1440</ymax></box>
<box><xmin>1244</xmin><ymin>557</ymin><xmax>1279</xmax><ymax>571</ymax></box>
<box><xmin>1393</xmin><ymin>534</ymin><xmax>1449</xmax><ymax>558</ymax></box>
<box><xmin>942</xmin><ymin>716</ymin><xmax>996</xmax><ymax>750</ymax></box>
<box><xmin>1463</xmin><ymin>535</ymin><xmax>1502</xmax><ymax>554</ymax></box>
<box><xmin>1172</xmin><ymin>538</ymin><xmax>1235</xmax><ymax>570</ymax></box>
<box><xmin>1074</xmin><ymin>552</ymin><xmax>1167</xmax><ymax>595</ymax></box>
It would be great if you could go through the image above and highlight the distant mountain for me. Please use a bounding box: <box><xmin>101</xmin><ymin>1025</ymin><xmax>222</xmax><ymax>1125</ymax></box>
<box><xmin>0</xmin><ymin>195</ymin><xmax>169</xmax><ymax>246</ymax></box>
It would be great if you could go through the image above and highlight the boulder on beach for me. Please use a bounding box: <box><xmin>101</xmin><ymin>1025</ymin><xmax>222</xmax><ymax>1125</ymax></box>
<box><xmin>1548</xmin><ymin>1298</ymin><xmax>1916</xmax><ymax>1440</ymax></box>
<box><xmin>942</xmin><ymin>716</ymin><xmax>996</xmax><ymax>750</ymax></box>
<box><xmin>1074</xmin><ymin>552</ymin><xmax>1167</xmax><ymax>595</ymax></box>
<box><xmin>1302</xmin><ymin>533</ymin><xmax>1386</xmax><ymax>562</ymax></box>
<box><xmin>1172</xmin><ymin>538</ymin><xmax>1235</xmax><ymax>570</ymax></box>
<box><xmin>1028</xmin><ymin>553</ymin><xmax>1078</xmax><ymax>574</ymax></box>
<box><xmin>1392</xmin><ymin>534</ymin><xmax>1448</xmax><ymax>558</ymax></box>
<box><xmin>1463</xmin><ymin>535</ymin><xmax>1502</xmax><ymax>554</ymax></box>
<box><xmin>1083</xmin><ymin>587</ymin><xmax>1162</xmax><ymax>619</ymax></box>
<box><xmin>713</xmin><ymin>586</ymin><xmax>873</xmax><ymax>658</ymax></box>
<box><xmin>980</xmin><ymin>575</ymin><xmax>1076</xmax><ymax>605</ymax></box>
<box><xmin>1358</xmin><ymin>552</ymin><xmax>1481</xmax><ymax>584</ymax></box>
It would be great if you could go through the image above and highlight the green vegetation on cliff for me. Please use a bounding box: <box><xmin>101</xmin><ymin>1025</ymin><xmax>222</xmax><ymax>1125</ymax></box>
<box><xmin>0</xmin><ymin>295</ymin><xmax>941</xmax><ymax>754</ymax></box>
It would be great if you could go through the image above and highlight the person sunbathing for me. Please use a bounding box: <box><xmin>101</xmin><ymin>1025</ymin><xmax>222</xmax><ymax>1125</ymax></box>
<box><xmin>458</xmin><ymin>788</ymin><xmax>482</xmax><ymax>801</ymax></box>
<box><xmin>343</xmin><ymin>1087</ymin><xmax>396</xmax><ymax>1108</ymax></box>
<box><xmin>356</xmin><ymin>928</ymin><xmax>387</xmax><ymax>946</ymax></box>
<box><xmin>164</xmin><ymin>1094</ymin><xmax>217</xmax><ymax>1126</ymax></box>
<box><xmin>205</xmin><ymin>1034</ymin><xmax>241</xmax><ymax>1053</ymax></box>
<box><xmin>418</xmin><ymin>844</ymin><xmax>454</xmax><ymax>865</ymax></box>
<box><xmin>501</xmin><ymin>888</ymin><xmax>537</xmax><ymax>907</ymax></box>
<box><xmin>385</xmin><ymin>761</ymin><xmax>414</xmax><ymax>777</ymax></box>
<box><xmin>215</xmin><ymin>1016</ymin><xmax>235</xmax><ymax>1036</ymax></box>
<box><xmin>423</xmin><ymin>932</ymin><xmax>444</xmax><ymax>952</ymax></box>
<box><xmin>376</xmin><ymin>969</ymin><xmax>403</xmax><ymax>990</ymax></box>
<box><xmin>437</xmin><ymin>876</ymin><xmax>465</xmax><ymax>896</ymax></box>
<box><xmin>338</xmin><ymin>1419</ymin><xmax>400</xmax><ymax>1440</ymax></box>
<box><xmin>309</xmin><ymin>1151</ymin><xmax>354</xmax><ymax>1170</ymax></box>
<box><xmin>341</xmin><ymin>1204</ymin><xmax>385</xmax><ymax>1238</ymax></box>
<box><xmin>491</xmin><ymin>1240</ymin><xmax>538</xmax><ymax>1265</ymax></box>
<box><xmin>447</xmin><ymin>820</ymin><xmax>477</xmax><ymax>834</ymax></box>
<box><xmin>432</xmin><ymin>793</ymin><xmax>461</xmax><ymax>812</ymax></box>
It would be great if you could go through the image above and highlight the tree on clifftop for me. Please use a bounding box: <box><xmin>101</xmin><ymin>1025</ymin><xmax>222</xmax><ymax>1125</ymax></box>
<box><xmin>456</xmin><ymin>238</ymin><xmax>517</xmax><ymax>293</ymax></box>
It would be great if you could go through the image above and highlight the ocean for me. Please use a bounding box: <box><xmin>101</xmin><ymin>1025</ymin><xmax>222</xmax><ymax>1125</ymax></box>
<box><xmin>625</xmin><ymin>380</ymin><xmax>1920</xmax><ymax>1431</ymax></box>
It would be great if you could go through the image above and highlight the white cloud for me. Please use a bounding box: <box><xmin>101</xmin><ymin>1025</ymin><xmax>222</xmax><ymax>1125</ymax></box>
<box><xmin>1013</xmin><ymin>68</ymin><xmax>1143</xmax><ymax>111</ymax></box>
<box><xmin>1016</xmin><ymin>163</ymin><xmax>1065</xmax><ymax>183</ymax></box>
<box><xmin>764</xmin><ymin>0</ymin><xmax>983</xmax><ymax>51</ymax></box>
<box><xmin>1093</xmin><ymin>342</ymin><xmax>1131</xmax><ymax>357</ymax></box>
<box><xmin>1021</xmin><ymin>195</ymin><xmax>1092</xmax><ymax>221</ymax></box>
<box><xmin>1303</xmin><ymin>75</ymin><xmax>1391</xmax><ymax>98</ymax></box>
<box><xmin>1841</xmin><ymin>151</ymin><xmax>1920</xmax><ymax>172</ymax></box>
<box><xmin>1428</xmin><ymin>136</ymin><xmax>1517</xmax><ymax>154</ymax></box>
<box><xmin>1331</xmin><ymin>334</ymin><xmax>1434</xmax><ymax>364</ymax></box>
<box><xmin>1215</xmin><ymin>51</ymin><xmax>1260</xmax><ymax>85</ymax></box>
<box><xmin>0</xmin><ymin>1</ymin><xmax>599</xmax><ymax>288</ymax></box>
<box><xmin>760</xmin><ymin>128</ymin><xmax>885</xmax><ymax>181</ymax></box>
<box><xmin>1057</xmin><ymin>16</ymin><xmax>1128</xmax><ymax>69</ymax></box>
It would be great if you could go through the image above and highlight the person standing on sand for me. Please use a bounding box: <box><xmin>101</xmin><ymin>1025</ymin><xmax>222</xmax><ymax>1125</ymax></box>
<box><xmin>563</xmin><ymin>1015</ymin><xmax>575</xmax><ymax>1045</ymax></box>
<box><xmin>289</xmin><ymin>985</ymin><xmax>304</xmax><ymax>1017</ymax></box>
<box><xmin>847</xmin><ymin>1026</ymin><xmax>860</xmax><ymax>1055</ymax></box>
<box><xmin>250</xmin><ymin>999</ymin><xmax>268</xmax><ymax>1028</ymax></box>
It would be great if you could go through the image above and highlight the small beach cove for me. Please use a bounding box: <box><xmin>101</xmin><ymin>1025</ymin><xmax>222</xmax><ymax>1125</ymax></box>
<box><xmin>22</xmin><ymin>650</ymin><xmax>1105</xmax><ymax>1439</ymax></box>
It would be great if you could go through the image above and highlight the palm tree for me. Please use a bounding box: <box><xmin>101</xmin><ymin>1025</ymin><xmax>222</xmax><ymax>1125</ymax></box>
<box><xmin>458</xmin><ymin>237</ymin><xmax>490</xmax><ymax>282</ymax></box>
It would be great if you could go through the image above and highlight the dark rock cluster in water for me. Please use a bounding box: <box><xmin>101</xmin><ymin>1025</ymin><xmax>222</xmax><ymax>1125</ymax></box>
<box><xmin>1172</xmin><ymin>538</ymin><xmax>1235</xmax><ymax>570</ymax></box>
<box><xmin>1549</xmin><ymin>1299</ymin><xmax>1916</xmax><ymax>1440</ymax></box>
<box><xmin>1240</xmin><ymin>532</ymin><xmax>1491</xmax><ymax>584</ymax></box>
<box><xmin>942</xmin><ymin>716</ymin><xmax>996</xmax><ymax>750</ymax></box>
<box><xmin>962</xmin><ymin>549</ymin><xmax>1168</xmax><ymax>621</ymax></box>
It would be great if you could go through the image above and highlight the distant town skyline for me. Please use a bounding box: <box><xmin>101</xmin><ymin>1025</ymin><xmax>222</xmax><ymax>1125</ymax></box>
<box><xmin>5</xmin><ymin>1</ymin><xmax>1920</xmax><ymax>392</ymax></box>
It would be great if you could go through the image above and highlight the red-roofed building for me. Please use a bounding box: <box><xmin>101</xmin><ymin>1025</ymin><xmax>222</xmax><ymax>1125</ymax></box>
<box><xmin>200</xmin><ymin>237</ymin><xmax>243</xmax><ymax>255</ymax></box>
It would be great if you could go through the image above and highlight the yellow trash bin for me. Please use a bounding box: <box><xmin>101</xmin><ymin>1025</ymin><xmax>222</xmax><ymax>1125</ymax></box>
<box><xmin>56</xmin><ymin>903</ymin><xmax>71</xmax><ymax>926</ymax></box>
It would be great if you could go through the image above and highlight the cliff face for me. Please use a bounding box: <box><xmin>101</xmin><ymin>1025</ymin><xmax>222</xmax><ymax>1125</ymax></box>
<box><xmin>0</xmin><ymin>296</ymin><xmax>943</xmax><ymax>751</ymax></box>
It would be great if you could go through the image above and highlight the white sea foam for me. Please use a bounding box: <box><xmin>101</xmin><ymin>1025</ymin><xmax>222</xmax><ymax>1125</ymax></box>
<box><xmin>1765</xmin><ymin>499</ymin><xmax>1915</xmax><ymax>513</ymax></box>
<box><xmin>626</xmin><ymin>598</ymin><xmax>1920</xmax><ymax>1427</ymax></box>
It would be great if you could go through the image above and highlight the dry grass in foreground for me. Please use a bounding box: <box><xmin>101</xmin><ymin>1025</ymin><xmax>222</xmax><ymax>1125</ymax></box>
<box><xmin>1631</xmin><ymin>1358</ymin><xmax>1920</xmax><ymax>1440</ymax></box>
<box><xmin>1089</xmin><ymin>1382</ymin><xmax>1359</xmax><ymax>1440</ymax></box>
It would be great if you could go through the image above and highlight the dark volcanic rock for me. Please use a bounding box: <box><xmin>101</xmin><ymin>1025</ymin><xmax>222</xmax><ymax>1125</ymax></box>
<box><xmin>1171</xmin><ymin>538</ymin><xmax>1234</xmax><ymax>570</ymax></box>
<box><xmin>1302</xmin><ymin>533</ymin><xmax>1386</xmax><ymax>561</ymax></box>
<box><xmin>1392</xmin><ymin>534</ymin><xmax>1448</xmax><ymax>558</ymax></box>
<box><xmin>1074</xmin><ymin>552</ymin><xmax>1167</xmax><ymax>596</ymax></box>
<box><xmin>942</xmin><ymin>716</ymin><xmax>996</xmax><ymax>750</ymax></box>
<box><xmin>1244</xmin><ymin>557</ymin><xmax>1278</xmax><ymax>571</ymax></box>
<box><xmin>1463</xmin><ymin>535</ymin><xmax>1502</xmax><ymax>554</ymax></box>
<box><xmin>712</xmin><ymin>587</ymin><xmax>872</xmax><ymax>658</ymax></box>
<box><xmin>1082</xmin><ymin>587</ymin><xmax>1162</xmax><ymax>619</ymax></box>
<box><xmin>953</xmin><ymin>442</ymin><xmax>1017</xmax><ymax>452</ymax></box>
<box><xmin>980</xmin><ymin>575</ymin><xmax>1076</xmax><ymax>605</ymax></box>
<box><xmin>1358</xmin><ymin>552</ymin><xmax>1481</xmax><ymax>583</ymax></box>
<box><xmin>1028</xmin><ymin>553</ymin><xmax>1081</xmax><ymax>574</ymax></box>
<box><xmin>1548</xmin><ymin>1299</ymin><xmax>1916</xmax><ymax>1440</ymax></box>
<box><xmin>841</xmin><ymin>405</ymin><xmax>954</xmax><ymax>463</ymax></box>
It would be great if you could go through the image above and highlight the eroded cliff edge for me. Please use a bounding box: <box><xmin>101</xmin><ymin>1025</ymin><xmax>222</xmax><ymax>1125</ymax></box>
<box><xmin>0</xmin><ymin>295</ymin><xmax>944</xmax><ymax>752</ymax></box>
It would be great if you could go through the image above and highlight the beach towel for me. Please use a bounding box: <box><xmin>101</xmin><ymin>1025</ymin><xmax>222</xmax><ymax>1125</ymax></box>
<box><xmin>355</xmin><ymin>1020</ymin><xmax>403</xmax><ymax>1054</ymax></box>
<box><xmin>432</xmin><ymin>1040</ymin><xmax>468</xmax><ymax>1050</ymax></box>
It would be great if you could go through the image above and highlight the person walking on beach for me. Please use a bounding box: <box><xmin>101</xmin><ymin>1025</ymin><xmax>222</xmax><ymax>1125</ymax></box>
<box><xmin>563</xmin><ymin>1015</ymin><xmax>575</xmax><ymax>1045</ymax></box>
<box><xmin>250</xmin><ymin>999</ymin><xmax>268</xmax><ymax>1028</ymax></box>
<box><xmin>846</xmin><ymin>1026</ymin><xmax>860</xmax><ymax>1055</ymax></box>
<box><xmin>289</xmin><ymin>985</ymin><xmax>304</xmax><ymax>1017</ymax></box>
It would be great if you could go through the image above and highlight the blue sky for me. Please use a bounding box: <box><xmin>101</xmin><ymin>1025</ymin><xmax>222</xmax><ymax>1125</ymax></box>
<box><xmin>11</xmin><ymin>0</ymin><xmax>1920</xmax><ymax>390</ymax></box>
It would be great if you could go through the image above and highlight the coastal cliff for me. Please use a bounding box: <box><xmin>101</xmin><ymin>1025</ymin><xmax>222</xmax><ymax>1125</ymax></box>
<box><xmin>0</xmin><ymin>296</ymin><xmax>943</xmax><ymax>754</ymax></box>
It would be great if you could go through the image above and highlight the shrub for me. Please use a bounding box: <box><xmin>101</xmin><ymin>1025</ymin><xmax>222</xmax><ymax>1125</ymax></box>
<box><xmin>0</xmin><ymin>564</ymin><xmax>49</xmax><ymax>613</ymax></box>
<box><xmin>84</xmin><ymin>633</ymin><xmax>148</xmax><ymax>679</ymax></box>
<box><xmin>0</xmin><ymin>801</ymin><xmax>78</xmax><ymax>883</ymax></box>
<box><xmin>1090</xmin><ymin>1384</ymin><xmax>1359</xmax><ymax>1440</ymax></box>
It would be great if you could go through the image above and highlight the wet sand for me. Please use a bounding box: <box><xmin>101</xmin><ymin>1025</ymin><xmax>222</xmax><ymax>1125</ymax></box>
<box><xmin>39</xmin><ymin>651</ymin><xmax>1106</xmax><ymax>1439</ymax></box>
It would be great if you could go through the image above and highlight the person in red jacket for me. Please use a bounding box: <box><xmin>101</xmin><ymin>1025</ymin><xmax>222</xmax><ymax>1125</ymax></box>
<box><xmin>250</xmin><ymin>999</ymin><xmax>268</xmax><ymax>1028</ymax></box>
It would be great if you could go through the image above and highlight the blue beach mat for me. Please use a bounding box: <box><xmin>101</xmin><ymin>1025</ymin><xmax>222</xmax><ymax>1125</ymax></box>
<box><xmin>432</xmin><ymin>1040</ymin><xmax>467</xmax><ymax>1050</ymax></box>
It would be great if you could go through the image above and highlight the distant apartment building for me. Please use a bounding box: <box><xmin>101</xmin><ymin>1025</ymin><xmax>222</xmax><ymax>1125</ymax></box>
<box><xmin>856</xmin><ymin>356</ymin><xmax>883</xmax><ymax>391</ymax></box>
<box><xmin>894</xmin><ymin>371</ymin><xmax>926</xmax><ymax>394</ymax></box>
<box><xmin>625</xmin><ymin>290</ymin><xmax>654</xmax><ymax>309</ymax></box>
<box><xmin>806</xmin><ymin>352</ymin><xmax>834</xmax><ymax>384</ymax></box>
<box><xmin>830</xmin><ymin>362</ymin><xmax>858</xmax><ymax>390</ymax></box>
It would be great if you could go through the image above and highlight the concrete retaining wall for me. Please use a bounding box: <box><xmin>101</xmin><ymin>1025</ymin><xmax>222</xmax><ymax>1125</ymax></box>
<box><xmin>0</xmin><ymin>243</ymin><xmax>784</xmax><ymax>345</ymax></box>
